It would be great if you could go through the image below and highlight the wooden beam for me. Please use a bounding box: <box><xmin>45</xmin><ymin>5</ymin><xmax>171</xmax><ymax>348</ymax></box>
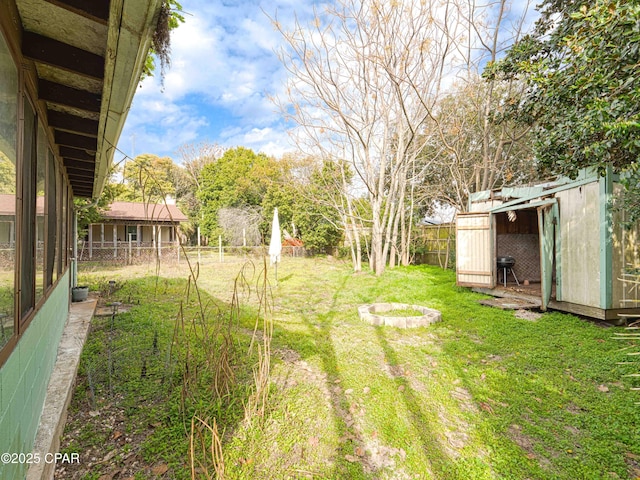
<box><xmin>67</xmin><ymin>175</ymin><xmax>94</xmax><ymax>186</ymax></box>
<box><xmin>39</xmin><ymin>79</ymin><xmax>101</xmax><ymax>113</ymax></box>
<box><xmin>63</xmin><ymin>158</ymin><xmax>95</xmax><ymax>171</ymax></box>
<box><xmin>73</xmin><ymin>191</ymin><xmax>93</xmax><ymax>198</ymax></box>
<box><xmin>55</xmin><ymin>131</ymin><xmax>98</xmax><ymax>151</ymax></box>
<box><xmin>22</xmin><ymin>31</ymin><xmax>104</xmax><ymax>80</ymax></box>
<box><xmin>44</xmin><ymin>0</ymin><xmax>110</xmax><ymax>24</ymax></box>
<box><xmin>47</xmin><ymin>110</ymin><xmax>99</xmax><ymax>136</ymax></box>
<box><xmin>48</xmin><ymin>110</ymin><xmax>97</xmax><ymax>132</ymax></box>
<box><xmin>59</xmin><ymin>146</ymin><xmax>95</xmax><ymax>162</ymax></box>
<box><xmin>66</xmin><ymin>166</ymin><xmax>96</xmax><ymax>177</ymax></box>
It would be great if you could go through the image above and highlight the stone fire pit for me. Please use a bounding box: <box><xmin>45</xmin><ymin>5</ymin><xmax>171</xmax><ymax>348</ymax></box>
<box><xmin>358</xmin><ymin>303</ymin><xmax>441</xmax><ymax>328</ymax></box>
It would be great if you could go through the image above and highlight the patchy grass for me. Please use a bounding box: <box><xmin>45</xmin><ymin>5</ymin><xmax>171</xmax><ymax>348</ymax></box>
<box><xmin>58</xmin><ymin>256</ymin><xmax>640</xmax><ymax>479</ymax></box>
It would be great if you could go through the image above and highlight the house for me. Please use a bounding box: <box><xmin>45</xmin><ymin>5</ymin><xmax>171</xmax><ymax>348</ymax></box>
<box><xmin>456</xmin><ymin>167</ymin><xmax>640</xmax><ymax>320</ymax></box>
<box><xmin>81</xmin><ymin>201</ymin><xmax>188</xmax><ymax>261</ymax></box>
<box><xmin>0</xmin><ymin>0</ymin><xmax>162</xmax><ymax>478</ymax></box>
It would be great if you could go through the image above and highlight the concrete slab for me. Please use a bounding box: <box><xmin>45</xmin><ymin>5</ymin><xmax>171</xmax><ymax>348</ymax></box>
<box><xmin>26</xmin><ymin>299</ymin><xmax>96</xmax><ymax>480</ymax></box>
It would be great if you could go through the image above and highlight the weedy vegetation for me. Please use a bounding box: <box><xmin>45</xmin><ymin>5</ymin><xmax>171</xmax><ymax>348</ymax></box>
<box><xmin>57</xmin><ymin>256</ymin><xmax>640</xmax><ymax>479</ymax></box>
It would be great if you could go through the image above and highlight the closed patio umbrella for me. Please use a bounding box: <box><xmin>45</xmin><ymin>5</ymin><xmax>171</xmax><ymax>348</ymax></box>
<box><xmin>268</xmin><ymin>208</ymin><xmax>282</xmax><ymax>282</ymax></box>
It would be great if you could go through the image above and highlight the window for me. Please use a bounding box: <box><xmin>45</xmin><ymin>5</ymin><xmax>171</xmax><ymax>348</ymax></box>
<box><xmin>126</xmin><ymin>225</ymin><xmax>137</xmax><ymax>242</ymax></box>
<box><xmin>57</xmin><ymin>168</ymin><xmax>64</xmax><ymax>277</ymax></box>
<box><xmin>36</xmin><ymin>122</ymin><xmax>46</xmax><ymax>302</ymax></box>
<box><xmin>0</xmin><ymin>31</ymin><xmax>17</xmax><ymax>351</ymax></box>
<box><xmin>20</xmin><ymin>96</ymin><xmax>36</xmax><ymax>320</ymax></box>
<box><xmin>46</xmin><ymin>151</ymin><xmax>57</xmax><ymax>288</ymax></box>
<box><xmin>62</xmin><ymin>184</ymin><xmax>68</xmax><ymax>267</ymax></box>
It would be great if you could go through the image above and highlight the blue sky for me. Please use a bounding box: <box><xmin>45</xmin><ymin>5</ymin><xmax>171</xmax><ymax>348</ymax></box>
<box><xmin>117</xmin><ymin>0</ymin><xmax>318</xmax><ymax>163</ymax></box>
<box><xmin>117</xmin><ymin>0</ymin><xmax>538</xmax><ymax>165</ymax></box>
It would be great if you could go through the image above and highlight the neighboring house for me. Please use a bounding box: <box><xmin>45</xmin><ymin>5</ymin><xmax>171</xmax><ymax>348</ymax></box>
<box><xmin>0</xmin><ymin>0</ymin><xmax>162</xmax><ymax>478</ymax></box>
<box><xmin>80</xmin><ymin>201</ymin><xmax>188</xmax><ymax>261</ymax></box>
<box><xmin>456</xmin><ymin>167</ymin><xmax>640</xmax><ymax>320</ymax></box>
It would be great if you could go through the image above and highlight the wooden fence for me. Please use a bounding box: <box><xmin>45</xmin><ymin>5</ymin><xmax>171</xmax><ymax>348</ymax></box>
<box><xmin>412</xmin><ymin>223</ymin><xmax>456</xmax><ymax>269</ymax></box>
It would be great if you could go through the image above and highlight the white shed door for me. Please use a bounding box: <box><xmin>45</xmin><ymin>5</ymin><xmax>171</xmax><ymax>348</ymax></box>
<box><xmin>456</xmin><ymin>212</ymin><xmax>495</xmax><ymax>288</ymax></box>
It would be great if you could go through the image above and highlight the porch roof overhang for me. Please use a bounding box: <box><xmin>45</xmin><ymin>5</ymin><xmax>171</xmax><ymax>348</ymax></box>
<box><xmin>8</xmin><ymin>0</ymin><xmax>162</xmax><ymax>199</ymax></box>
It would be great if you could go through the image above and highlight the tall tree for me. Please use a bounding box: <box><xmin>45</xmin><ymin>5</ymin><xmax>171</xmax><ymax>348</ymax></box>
<box><xmin>273</xmin><ymin>0</ymin><xmax>467</xmax><ymax>275</ymax></box>
<box><xmin>273</xmin><ymin>0</ymin><xmax>537</xmax><ymax>273</ymax></box>
<box><xmin>489</xmin><ymin>0</ymin><xmax>640</xmax><ymax>179</ymax></box>
<box><xmin>418</xmin><ymin>76</ymin><xmax>536</xmax><ymax>212</ymax></box>
<box><xmin>120</xmin><ymin>154</ymin><xmax>176</xmax><ymax>203</ymax></box>
<box><xmin>198</xmin><ymin>147</ymin><xmax>280</xmax><ymax>241</ymax></box>
<box><xmin>175</xmin><ymin>142</ymin><xmax>224</xmax><ymax>242</ymax></box>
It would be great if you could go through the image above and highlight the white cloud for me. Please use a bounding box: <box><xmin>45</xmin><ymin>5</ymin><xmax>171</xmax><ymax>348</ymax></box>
<box><xmin>119</xmin><ymin>0</ymin><xmax>535</xmax><ymax>162</ymax></box>
<box><xmin>119</xmin><ymin>0</ymin><xmax>318</xmax><ymax>159</ymax></box>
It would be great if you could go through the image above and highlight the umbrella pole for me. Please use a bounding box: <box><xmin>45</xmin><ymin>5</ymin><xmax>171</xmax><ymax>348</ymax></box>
<box><xmin>275</xmin><ymin>261</ymin><xmax>278</xmax><ymax>285</ymax></box>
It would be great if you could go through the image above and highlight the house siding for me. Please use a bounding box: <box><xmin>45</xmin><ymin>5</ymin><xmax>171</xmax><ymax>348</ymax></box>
<box><xmin>0</xmin><ymin>271</ymin><xmax>69</xmax><ymax>480</ymax></box>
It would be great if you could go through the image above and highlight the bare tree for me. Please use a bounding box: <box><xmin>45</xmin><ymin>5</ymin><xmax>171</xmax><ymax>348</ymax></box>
<box><xmin>176</xmin><ymin>142</ymin><xmax>225</xmax><ymax>243</ymax></box>
<box><xmin>218</xmin><ymin>207</ymin><xmax>262</xmax><ymax>246</ymax></box>
<box><xmin>417</xmin><ymin>0</ymin><xmax>537</xmax><ymax>212</ymax></box>
<box><xmin>272</xmin><ymin>0</ymin><xmax>472</xmax><ymax>275</ymax></box>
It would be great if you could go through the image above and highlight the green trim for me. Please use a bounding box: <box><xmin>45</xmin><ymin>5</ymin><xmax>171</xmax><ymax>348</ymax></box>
<box><xmin>599</xmin><ymin>166</ymin><xmax>613</xmax><ymax>309</ymax></box>
<box><xmin>555</xmin><ymin>201</ymin><xmax>562</xmax><ymax>302</ymax></box>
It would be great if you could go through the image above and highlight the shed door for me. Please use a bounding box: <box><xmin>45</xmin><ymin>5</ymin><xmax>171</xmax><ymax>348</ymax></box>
<box><xmin>456</xmin><ymin>212</ymin><xmax>495</xmax><ymax>288</ymax></box>
<box><xmin>538</xmin><ymin>202</ymin><xmax>558</xmax><ymax>310</ymax></box>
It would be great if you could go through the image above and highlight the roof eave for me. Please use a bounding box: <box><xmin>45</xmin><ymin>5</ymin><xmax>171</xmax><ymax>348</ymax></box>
<box><xmin>93</xmin><ymin>0</ymin><xmax>162</xmax><ymax>198</ymax></box>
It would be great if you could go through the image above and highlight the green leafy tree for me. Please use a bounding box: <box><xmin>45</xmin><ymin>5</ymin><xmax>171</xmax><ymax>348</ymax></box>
<box><xmin>174</xmin><ymin>143</ymin><xmax>223</xmax><ymax>242</ymax></box>
<box><xmin>74</xmin><ymin>174</ymin><xmax>126</xmax><ymax>238</ymax></box>
<box><xmin>489</xmin><ymin>0</ymin><xmax>640</xmax><ymax>180</ymax></box>
<box><xmin>0</xmin><ymin>151</ymin><xmax>15</xmax><ymax>194</ymax></box>
<box><xmin>198</xmin><ymin>147</ymin><xmax>280</xmax><ymax>240</ymax></box>
<box><xmin>262</xmin><ymin>160</ymin><xmax>343</xmax><ymax>252</ymax></box>
<box><xmin>120</xmin><ymin>154</ymin><xmax>176</xmax><ymax>203</ymax></box>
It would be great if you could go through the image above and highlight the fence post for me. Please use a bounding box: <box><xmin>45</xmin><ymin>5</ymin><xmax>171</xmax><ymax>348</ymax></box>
<box><xmin>128</xmin><ymin>233</ymin><xmax>133</xmax><ymax>265</ymax></box>
<box><xmin>197</xmin><ymin>226</ymin><xmax>201</xmax><ymax>263</ymax></box>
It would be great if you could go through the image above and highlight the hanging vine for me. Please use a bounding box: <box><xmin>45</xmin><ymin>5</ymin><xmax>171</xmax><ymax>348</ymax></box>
<box><xmin>142</xmin><ymin>0</ymin><xmax>184</xmax><ymax>85</ymax></box>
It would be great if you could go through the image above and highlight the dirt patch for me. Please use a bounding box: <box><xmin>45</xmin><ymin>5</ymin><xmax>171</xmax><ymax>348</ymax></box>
<box><xmin>94</xmin><ymin>303</ymin><xmax>134</xmax><ymax>317</ymax></box>
<box><xmin>508</xmin><ymin>424</ymin><xmax>552</xmax><ymax>470</ymax></box>
<box><xmin>514</xmin><ymin>309</ymin><xmax>543</xmax><ymax>321</ymax></box>
<box><xmin>450</xmin><ymin>386</ymin><xmax>478</xmax><ymax>413</ymax></box>
<box><xmin>624</xmin><ymin>452</ymin><xmax>640</xmax><ymax>478</ymax></box>
<box><xmin>383</xmin><ymin>363</ymin><xmax>407</xmax><ymax>378</ymax></box>
<box><xmin>54</xmin><ymin>397</ymin><xmax>165</xmax><ymax>479</ymax></box>
<box><xmin>274</xmin><ymin>356</ymin><xmax>416</xmax><ymax>477</ymax></box>
<box><xmin>479</xmin><ymin>298</ymin><xmax>540</xmax><ymax>310</ymax></box>
<box><xmin>274</xmin><ymin>347</ymin><xmax>301</xmax><ymax>364</ymax></box>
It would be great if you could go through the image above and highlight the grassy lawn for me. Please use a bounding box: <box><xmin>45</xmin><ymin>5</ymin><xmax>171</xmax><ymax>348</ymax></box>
<box><xmin>57</xmin><ymin>256</ymin><xmax>640</xmax><ymax>479</ymax></box>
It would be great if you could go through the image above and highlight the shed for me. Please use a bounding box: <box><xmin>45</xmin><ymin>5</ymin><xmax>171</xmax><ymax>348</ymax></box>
<box><xmin>456</xmin><ymin>168</ymin><xmax>640</xmax><ymax>320</ymax></box>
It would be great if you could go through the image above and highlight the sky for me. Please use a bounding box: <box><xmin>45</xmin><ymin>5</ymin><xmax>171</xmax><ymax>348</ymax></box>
<box><xmin>117</xmin><ymin>0</ymin><xmax>539</xmax><ymax>166</ymax></box>
<box><xmin>117</xmin><ymin>0</ymin><xmax>317</xmax><ymax>164</ymax></box>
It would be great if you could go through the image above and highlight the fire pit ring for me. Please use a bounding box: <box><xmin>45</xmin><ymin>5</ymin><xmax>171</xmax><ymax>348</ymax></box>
<box><xmin>358</xmin><ymin>303</ymin><xmax>441</xmax><ymax>328</ymax></box>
